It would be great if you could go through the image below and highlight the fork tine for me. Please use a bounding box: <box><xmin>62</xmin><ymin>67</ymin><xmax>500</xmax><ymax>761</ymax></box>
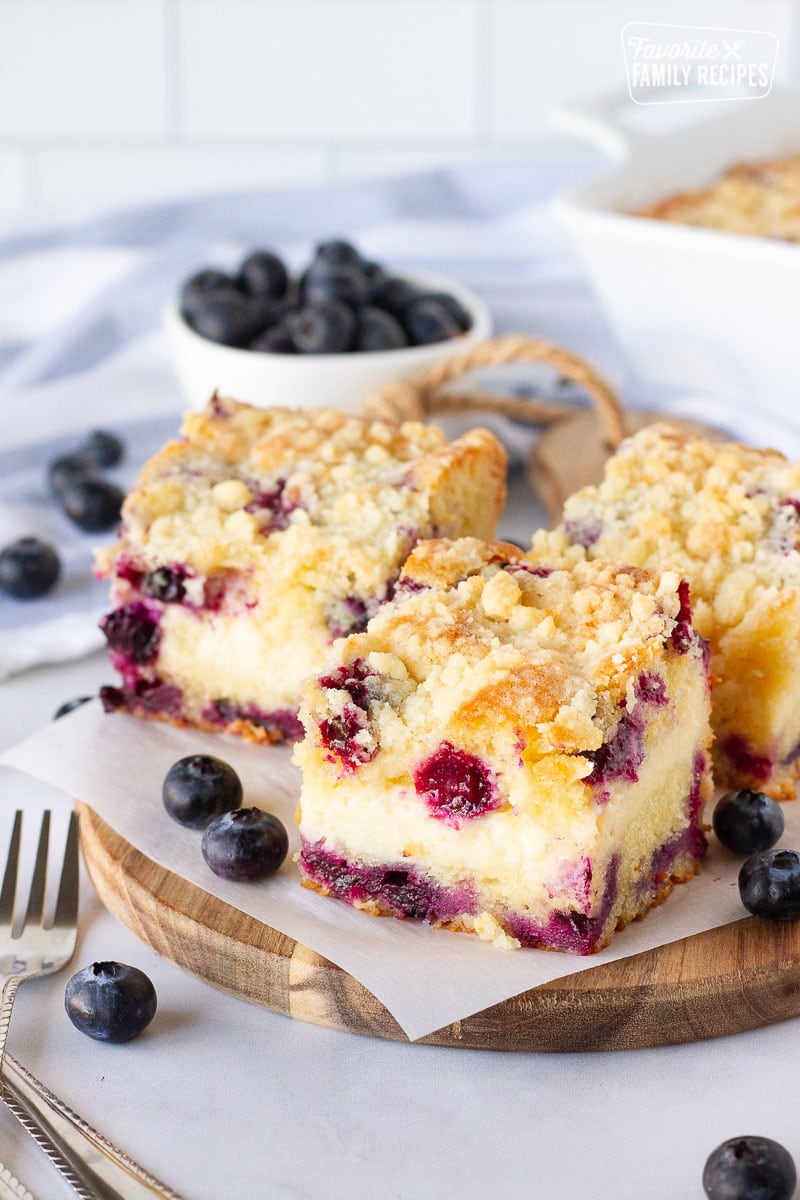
<box><xmin>52</xmin><ymin>812</ymin><xmax>79</xmax><ymax>930</ymax></box>
<box><xmin>0</xmin><ymin>813</ymin><xmax>22</xmax><ymax>928</ymax></box>
<box><xmin>23</xmin><ymin>811</ymin><xmax>50</xmax><ymax>931</ymax></box>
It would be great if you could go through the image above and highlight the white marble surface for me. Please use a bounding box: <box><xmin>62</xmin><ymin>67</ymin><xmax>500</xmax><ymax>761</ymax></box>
<box><xmin>0</xmin><ymin>650</ymin><xmax>799</xmax><ymax>1200</ymax></box>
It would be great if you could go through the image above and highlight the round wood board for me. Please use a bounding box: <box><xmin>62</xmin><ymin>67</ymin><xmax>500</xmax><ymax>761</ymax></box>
<box><xmin>76</xmin><ymin>803</ymin><xmax>800</xmax><ymax>1052</ymax></box>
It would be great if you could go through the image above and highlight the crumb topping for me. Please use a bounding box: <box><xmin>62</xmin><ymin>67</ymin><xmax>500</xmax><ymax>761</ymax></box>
<box><xmin>303</xmin><ymin>537</ymin><xmax>686</xmax><ymax>761</ymax></box>
<box><xmin>96</xmin><ymin>397</ymin><xmax>506</xmax><ymax>578</ymax></box>
<box><xmin>531</xmin><ymin>422</ymin><xmax>800</xmax><ymax>640</ymax></box>
<box><xmin>634</xmin><ymin>154</ymin><xmax>800</xmax><ymax>241</ymax></box>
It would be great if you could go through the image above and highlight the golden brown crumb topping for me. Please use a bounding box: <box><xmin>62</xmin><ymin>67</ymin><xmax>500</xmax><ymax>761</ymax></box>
<box><xmin>634</xmin><ymin>154</ymin><xmax>800</xmax><ymax>242</ymax></box>
<box><xmin>322</xmin><ymin>537</ymin><xmax>684</xmax><ymax>756</ymax></box>
<box><xmin>531</xmin><ymin>422</ymin><xmax>800</xmax><ymax>639</ymax></box>
<box><xmin>96</xmin><ymin>396</ymin><xmax>506</xmax><ymax>577</ymax></box>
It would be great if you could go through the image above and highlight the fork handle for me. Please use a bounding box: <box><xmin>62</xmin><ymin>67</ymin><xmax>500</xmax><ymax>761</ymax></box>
<box><xmin>0</xmin><ymin>976</ymin><xmax>99</xmax><ymax>1198</ymax></box>
<box><xmin>0</xmin><ymin>1158</ymin><xmax>38</xmax><ymax>1200</ymax></box>
<box><xmin>0</xmin><ymin>1055</ymin><xmax>184</xmax><ymax>1200</ymax></box>
<box><xmin>0</xmin><ymin>1082</ymin><xmax>97</xmax><ymax>1200</ymax></box>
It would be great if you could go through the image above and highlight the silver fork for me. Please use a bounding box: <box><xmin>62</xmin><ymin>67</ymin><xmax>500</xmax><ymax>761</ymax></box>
<box><xmin>0</xmin><ymin>811</ymin><xmax>185</xmax><ymax>1200</ymax></box>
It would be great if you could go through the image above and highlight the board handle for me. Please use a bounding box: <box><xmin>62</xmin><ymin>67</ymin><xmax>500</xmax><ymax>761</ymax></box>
<box><xmin>362</xmin><ymin>333</ymin><xmax>627</xmax><ymax>449</ymax></box>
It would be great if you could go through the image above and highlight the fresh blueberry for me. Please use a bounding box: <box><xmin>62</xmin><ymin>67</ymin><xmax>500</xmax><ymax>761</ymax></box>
<box><xmin>703</xmin><ymin>1136</ymin><xmax>796</xmax><ymax>1200</ymax></box>
<box><xmin>418</xmin><ymin>290</ymin><xmax>472</xmax><ymax>331</ymax></box>
<box><xmin>367</xmin><ymin>275</ymin><xmax>419</xmax><ymax>317</ymax></box>
<box><xmin>0</xmin><ymin>537</ymin><xmax>60</xmax><ymax>600</ymax></box>
<box><xmin>250</xmin><ymin>295</ymin><xmax>286</xmax><ymax>330</ymax></box>
<box><xmin>360</xmin><ymin>259</ymin><xmax>384</xmax><ymax>281</ymax></box>
<box><xmin>237</xmin><ymin>250</ymin><xmax>288</xmax><ymax>299</ymax></box>
<box><xmin>53</xmin><ymin>695</ymin><xmax>92</xmax><ymax>720</ymax></box>
<box><xmin>143</xmin><ymin>567</ymin><xmax>186</xmax><ymax>603</ymax></box>
<box><xmin>65</xmin><ymin>962</ymin><xmax>157</xmax><ymax>1043</ymax></box>
<box><xmin>48</xmin><ymin>452</ymin><xmax>97</xmax><ymax>496</ymax></box>
<box><xmin>739</xmin><ymin>849</ymin><xmax>800</xmax><ymax>921</ymax></box>
<box><xmin>81</xmin><ymin>429</ymin><xmax>124</xmax><ymax>468</ymax></box>
<box><xmin>313</xmin><ymin>239</ymin><xmax>361</xmax><ymax>268</ymax></box>
<box><xmin>403</xmin><ymin>297</ymin><xmax>461</xmax><ymax>346</ymax></box>
<box><xmin>713</xmin><ymin>790</ymin><xmax>785</xmax><ymax>855</ymax></box>
<box><xmin>162</xmin><ymin>754</ymin><xmax>243</xmax><ymax>829</ymax></box>
<box><xmin>356</xmin><ymin>306</ymin><xmax>409</xmax><ymax>352</ymax></box>
<box><xmin>289</xmin><ymin>302</ymin><xmax>356</xmax><ymax>354</ymax></box>
<box><xmin>201</xmin><ymin>808</ymin><xmax>289</xmax><ymax>881</ymax></box>
<box><xmin>185</xmin><ymin>292</ymin><xmax>276</xmax><ymax>348</ymax></box>
<box><xmin>60</xmin><ymin>478</ymin><xmax>124</xmax><ymax>532</ymax></box>
<box><xmin>180</xmin><ymin>269</ymin><xmax>237</xmax><ymax>317</ymax></box>
<box><xmin>304</xmin><ymin>264</ymin><xmax>369</xmax><ymax>310</ymax></box>
<box><xmin>250</xmin><ymin>323</ymin><xmax>296</xmax><ymax>353</ymax></box>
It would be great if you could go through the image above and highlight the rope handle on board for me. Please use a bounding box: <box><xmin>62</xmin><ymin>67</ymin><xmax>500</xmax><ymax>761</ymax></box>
<box><xmin>361</xmin><ymin>334</ymin><xmax>627</xmax><ymax>448</ymax></box>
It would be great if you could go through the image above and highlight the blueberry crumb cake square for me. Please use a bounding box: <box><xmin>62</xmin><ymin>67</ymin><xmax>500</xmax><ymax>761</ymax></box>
<box><xmin>96</xmin><ymin>397</ymin><xmax>506</xmax><ymax>742</ymax></box>
<box><xmin>294</xmin><ymin>537</ymin><xmax>712</xmax><ymax>952</ymax></box>
<box><xmin>532</xmin><ymin>422</ymin><xmax>800</xmax><ymax>799</ymax></box>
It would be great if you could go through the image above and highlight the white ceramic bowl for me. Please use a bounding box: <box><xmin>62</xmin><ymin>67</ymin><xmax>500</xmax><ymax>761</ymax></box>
<box><xmin>551</xmin><ymin>88</ymin><xmax>800</xmax><ymax>421</ymax></box>
<box><xmin>163</xmin><ymin>272</ymin><xmax>493</xmax><ymax>415</ymax></box>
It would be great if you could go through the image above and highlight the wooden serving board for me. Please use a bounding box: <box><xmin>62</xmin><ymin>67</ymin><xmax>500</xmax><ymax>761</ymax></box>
<box><xmin>77</xmin><ymin>803</ymin><xmax>800</xmax><ymax>1052</ymax></box>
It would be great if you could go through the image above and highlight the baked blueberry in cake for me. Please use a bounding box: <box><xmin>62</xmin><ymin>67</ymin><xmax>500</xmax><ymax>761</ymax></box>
<box><xmin>294</xmin><ymin>537</ymin><xmax>712</xmax><ymax>952</ymax></box>
<box><xmin>96</xmin><ymin>397</ymin><xmax>506</xmax><ymax>742</ymax></box>
<box><xmin>531</xmin><ymin>422</ymin><xmax>800</xmax><ymax>798</ymax></box>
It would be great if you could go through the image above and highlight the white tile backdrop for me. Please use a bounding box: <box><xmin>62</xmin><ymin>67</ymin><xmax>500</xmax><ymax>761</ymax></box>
<box><xmin>0</xmin><ymin>0</ymin><xmax>797</xmax><ymax>225</ymax></box>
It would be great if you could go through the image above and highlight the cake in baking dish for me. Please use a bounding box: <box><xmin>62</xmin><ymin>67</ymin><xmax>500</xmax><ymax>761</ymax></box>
<box><xmin>96</xmin><ymin>396</ymin><xmax>506</xmax><ymax>742</ymax></box>
<box><xmin>531</xmin><ymin>421</ymin><xmax>800</xmax><ymax>799</ymax></box>
<box><xmin>634</xmin><ymin>154</ymin><xmax>800</xmax><ymax>242</ymax></box>
<box><xmin>294</xmin><ymin>537</ymin><xmax>712</xmax><ymax>953</ymax></box>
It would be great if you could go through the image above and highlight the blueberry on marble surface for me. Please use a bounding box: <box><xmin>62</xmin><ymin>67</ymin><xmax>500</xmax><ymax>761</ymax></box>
<box><xmin>201</xmin><ymin>808</ymin><xmax>289</xmax><ymax>881</ymax></box>
<box><xmin>162</xmin><ymin>754</ymin><xmax>243</xmax><ymax>829</ymax></box>
<box><xmin>53</xmin><ymin>695</ymin><xmax>92</xmax><ymax>720</ymax></box>
<box><xmin>0</xmin><ymin>537</ymin><xmax>60</xmax><ymax>600</ymax></box>
<box><xmin>739</xmin><ymin>849</ymin><xmax>800</xmax><ymax>921</ymax></box>
<box><xmin>65</xmin><ymin>962</ymin><xmax>157</xmax><ymax>1043</ymax></box>
<box><xmin>713</xmin><ymin>789</ymin><xmax>784</xmax><ymax>855</ymax></box>
<box><xmin>81</xmin><ymin>429</ymin><xmax>124</xmax><ymax>468</ymax></box>
<box><xmin>703</xmin><ymin>1135</ymin><xmax>796</xmax><ymax>1200</ymax></box>
<box><xmin>60</xmin><ymin>478</ymin><xmax>124</xmax><ymax>532</ymax></box>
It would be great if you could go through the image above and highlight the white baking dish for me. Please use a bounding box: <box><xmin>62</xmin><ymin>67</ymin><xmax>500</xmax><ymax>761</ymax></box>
<box><xmin>552</xmin><ymin>89</ymin><xmax>800</xmax><ymax>422</ymax></box>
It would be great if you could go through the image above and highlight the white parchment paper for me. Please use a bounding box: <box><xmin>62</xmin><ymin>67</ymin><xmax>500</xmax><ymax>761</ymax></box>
<box><xmin>1</xmin><ymin>700</ymin><xmax>792</xmax><ymax>1042</ymax></box>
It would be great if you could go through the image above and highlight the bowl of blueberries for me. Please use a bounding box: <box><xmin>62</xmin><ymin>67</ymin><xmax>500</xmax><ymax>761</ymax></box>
<box><xmin>165</xmin><ymin>238</ymin><xmax>492</xmax><ymax>415</ymax></box>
